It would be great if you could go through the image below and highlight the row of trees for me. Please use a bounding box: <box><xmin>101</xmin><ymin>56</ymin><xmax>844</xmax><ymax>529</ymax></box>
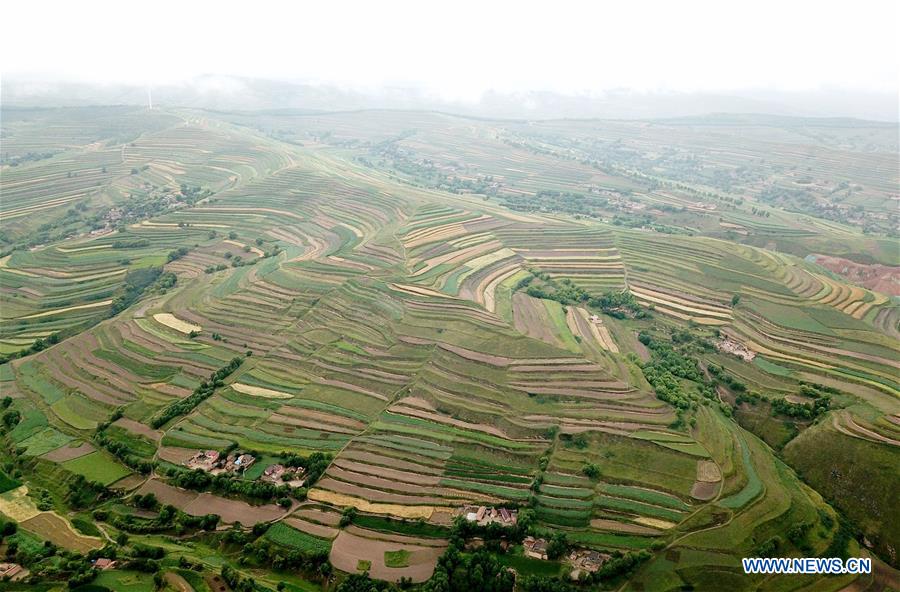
<box><xmin>110</xmin><ymin>266</ymin><xmax>177</xmax><ymax>316</ymax></box>
<box><xmin>517</xmin><ymin>270</ymin><xmax>647</xmax><ymax>322</ymax></box>
<box><xmin>159</xmin><ymin>450</ymin><xmax>331</xmax><ymax>503</ymax></box>
<box><xmin>588</xmin><ymin>290</ymin><xmax>645</xmax><ymax>319</ymax></box>
<box><xmin>150</xmin><ymin>355</ymin><xmax>244</xmax><ymax>428</ymax></box>
<box><xmin>95</xmin><ymin>498</ymin><xmax>220</xmax><ymax>535</ymax></box>
<box><xmin>0</xmin><ymin>332</ymin><xmax>61</xmax><ymax>365</ymax></box>
<box><xmin>163</xmin><ymin>465</ymin><xmax>295</xmax><ymax>505</ymax></box>
<box><xmin>93</xmin><ymin>408</ymin><xmax>156</xmax><ymax>474</ymax></box>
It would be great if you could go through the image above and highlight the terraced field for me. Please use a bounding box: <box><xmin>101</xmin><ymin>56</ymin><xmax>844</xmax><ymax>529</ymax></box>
<box><xmin>1</xmin><ymin>106</ymin><xmax>897</xmax><ymax>592</ymax></box>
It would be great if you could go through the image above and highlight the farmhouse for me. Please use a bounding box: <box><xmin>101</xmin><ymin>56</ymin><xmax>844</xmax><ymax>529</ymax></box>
<box><xmin>0</xmin><ymin>563</ymin><xmax>23</xmax><ymax>580</ymax></box>
<box><xmin>461</xmin><ymin>505</ymin><xmax>518</xmax><ymax>526</ymax></box>
<box><xmin>93</xmin><ymin>558</ymin><xmax>117</xmax><ymax>570</ymax></box>
<box><xmin>263</xmin><ymin>464</ymin><xmax>285</xmax><ymax>480</ymax></box>
<box><xmin>222</xmin><ymin>454</ymin><xmax>256</xmax><ymax>473</ymax></box>
<box><xmin>222</xmin><ymin>453</ymin><xmax>256</xmax><ymax>473</ymax></box>
<box><xmin>715</xmin><ymin>337</ymin><xmax>755</xmax><ymax>362</ymax></box>
<box><xmin>568</xmin><ymin>548</ymin><xmax>610</xmax><ymax>578</ymax></box>
<box><xmin>523</xmin><ymin>536</ymin><xmax>548</xmax><ymax>560</ymax></box>
<box><xmin>185</xmin><ymin>450</ymin><xmax>220</xmax><ymax>471</ymax></box>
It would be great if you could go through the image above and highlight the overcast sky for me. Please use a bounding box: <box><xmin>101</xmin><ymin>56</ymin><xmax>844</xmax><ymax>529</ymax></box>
<box><xmin>3</xmin><ymin>0</ymin><xmax>898</xmax><ymax>100</ymax></box>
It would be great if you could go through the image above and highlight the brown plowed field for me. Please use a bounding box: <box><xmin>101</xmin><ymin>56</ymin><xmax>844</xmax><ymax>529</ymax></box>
<box><xmin>330</xmin><ymin>529</ymin><xmax>446</xmax><ymax>583</ymax></box>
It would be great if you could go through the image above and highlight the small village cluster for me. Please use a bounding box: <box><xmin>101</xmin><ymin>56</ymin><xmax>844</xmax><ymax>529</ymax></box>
<box><xmin>458</xmin><ymin>506</ymin><xmax>611</xmax><ymax>578</ymax></box>
<box><xmin>523</xmin><ymin>537</ymin><xmax>612</xmax><ymax>578</ymax></box>
<box><xmin>260</xmin><ymin>463</ymin><xmax>306</xmax><ymax>487</ymax></box>
<box><xmin>184</xmin><ymin>450</ymin><xmax>306</xmax><ymax>486</ymax></box>
<box><xmin>0</xmin><ymin>558</ymin><xmax>121</xmax><ymax>583</ymax></box>
<box><xmin>185</xmin><ymin>449</ymin><xmax>254</xmax><ymax>474</ymax></box>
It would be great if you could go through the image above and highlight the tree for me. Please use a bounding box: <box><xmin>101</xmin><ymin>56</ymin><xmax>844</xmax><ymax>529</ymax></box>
<box><xmin>340</xmin><ymin>506</ymin><xmax>357</xmax><ymax>527</ymax></box>
<box><xmin>731</xmin><ymin>294</ymin><xmax>741</xmax><ymax>307</ymax></box>
<box><xmin>581</xmin><ymin>463</ymin><xmax>601</xmax><ymax>480</ymax></box>
<box><xmin>1</xmin><ymin>410</ymin><xmax>21</xmax><ymax>429</ymax></box>
<box><xmin>546</xmin><ymin>532</ymin><xmax>569</xmax><ymax>560</ymax></box>
<box><xmin>572</xmin><ymin>433</ymin><xmax>588</xmax><ymax>449</ymax></box>
<box><xmin>336</xmin><ymin>573</ymin><xmax>380</xmax><ymax>592</ymax></box>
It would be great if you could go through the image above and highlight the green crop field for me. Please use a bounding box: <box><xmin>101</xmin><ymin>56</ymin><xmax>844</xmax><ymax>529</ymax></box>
<box><xmin>61</xmin><ymin>451</ymin><xmax>132</xmax><ymax>485</ymax></box>
<box><xmin>1</xmin><ymin>101</ymin><xmax>896</xmax><ymax>592</ymax></box>
<box><xmin>265</xmin><ymin>522</ymin><xmax>333</xmax><ymax>553</ymax></box>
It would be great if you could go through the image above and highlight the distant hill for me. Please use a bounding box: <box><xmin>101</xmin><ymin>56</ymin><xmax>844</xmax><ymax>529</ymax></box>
<box><xmin>3</xmin><ymin>74</ymin><xmax>898</xmax><ymax>121</ymax></box>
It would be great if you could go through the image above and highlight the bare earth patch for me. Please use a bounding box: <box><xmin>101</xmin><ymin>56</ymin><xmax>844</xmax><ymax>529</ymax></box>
<box><xmin>114</xmin><ymin>417</ymin><xmax>163</xmax><ymax>442</ymax></box>
<box><xmin>696</xmin><ymin>460</ymin><xmax>722</xmax><ymax>482</ymax></box>
<box><xmin>293</xmin><ymin>507</ymin><xmax>343</xmax><ymax>527</ymax></box>
<box><xmin>42</xmin><ymin>441</ymin><xmax>95</xmax><ymax>462</ymax></box>
<box><xmin>184</xmin><ymin>493</ymin><xmax>285</xmax><ymax>525</ymax></box>
<box><xmin>0</xmin><ymin>486</ymin><xmax>41</xmax><ymax>521</ymax></box>
<box><xmin>690</xmin><ymin>481</ymin><xmax>719</xmax><ymax>501</ymax></box>
<box><xmin>590</xmin><ymin>518</ymin><xmax>661</xmax><ymax>535</ymax></box>
<box><xmin>20</xmin><ymin>513</ymin><xmax>103</xmax><ymax>553</ymax></box>
<box><xmin>634</xmin><ymin>517</ymin><xmax>676</xmax><ymax>530</ymax></box>
<box><xmin>691</xmin><ymin>460</ymin><xmax>722</xmax><ymax>500</ymax></box>
<box><xmin>284</xmin><ymin>516</ymin><xmax>340</xmax><ymax>539</ymax></box>
<box><xmin>308</xmin><ymin>489</ymin><xmax>434</xmax><ymax>519</ymax></box>
<box><xmin>158</xmin><ymin>446</ymin><xmax>201</xmax><ymax>465</ymax></box>
<box><xmin>231</xmin><ymin>382</ymin><xmax>294</xmax><ymax>399</ymax></box>
<box><xmin>330</xmin><ymin>529</ymin><xmax>446</xmax><ymax>583</ymax></box>
<box><xmin>153</xmin><ymin>313</ymin><xmax>202</xmax><ymax>334</ymax></box>
<box><xmin>137</xmin><ymin>479</ymin><xmax>286</xmax><ymax>524</ymax></box>
<box><xmin>810</xmin><ymin>254</ymin><xmax>900</xmax><ymax>297</ymax></box>
<box><xmin>512</xmin><ymin>293</ymin><xmax>562</xmax><ymax>346</ymax></box>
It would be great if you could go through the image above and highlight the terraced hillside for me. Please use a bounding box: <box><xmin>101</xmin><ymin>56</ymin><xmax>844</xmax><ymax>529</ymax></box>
<box><xmin>0</xmin><ymin>107</ymin><xmax>897</xmax><ymax>592</ymax></box>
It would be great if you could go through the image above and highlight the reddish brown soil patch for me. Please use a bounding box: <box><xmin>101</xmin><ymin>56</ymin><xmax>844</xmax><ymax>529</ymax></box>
<box><xmin>690</xmin><ymin>480</ymin><xmax>719</xmax><ymax>500</ymax></box>
<box><xmin>340</xmin><ymin>449</ymin><xmax>444</xmax><ymax>475</ymax></box>
<box><xmin>344</xmin><ymin>525</ymin><xmax>446</xmax><ymax>547</ymax></box>
<box><xmin>284</xmin><ymin>517</ymin><xmax>339</xmax><ymax>539</ymax></box>
<box><xmin>137</xmin><ymin>479</ymin><xmax>198</xmax><ymax>508</ymax></box>
<box><xmin>811</xmin><ymin>254</ymin><xmax>900</xmax><ymax>296</ymax></box>
<box><xmin>158</xmin><ymin>446</ymin><xmax>201</xmax><ymax>464</ymax></box>
<box><xmin>590</xmin><ymin>518</ymin><xmax>661</xmax><ymax>535</ymax></box>
<box><xmin>136</xmin><ymin>479</ymin><xmax>285</xmax><ymax>524</ymax></box>
<box><xmin>113</xmin><ymin>417</ymin><xmax>163</xmax><ymax>442</ymax></box>
<box><xmin>316</xmin><ymin>478</ymin><xmax>448</xmax><ymax>506</ymax></box>
<box><xmin>293</xmin><ymin>507</ymin><xmax>342</xmax><ymax>527</ymax></box>
<box><xmin>110</xmin><ymin>474</ymin><xmax>147</xmax><ymax>491</ymax></box>
<box><xmin>20</xmin><ymin>513</ymin><xmax>103</xmax><ymax>553</ymax></box>
<box><xmin>332</xmin><ymin>459</ymin><xmax>441</xmax><ymax>487</ymax></box>
<box><xmin>512</xmin><ymin>293</ymin><xmax>560</xmax><ymax>346</ymax></box>
<box><xmin>325</xmin><ymin>467</ymin><xmax>449</xmax><ymax>496</ymax></box>
<box><xmin>42</xmin><ymin>441</ymin><xmax>95</xmax><ymax>462</ymax></box>
<box><xmin>330</xmin><ymin>530</ymin><xmax>446</xmax><ymax>583</ymax></box>
<box><xmin>183</xmin><ymin>493</ymin><xmax>285</xmax><ymax>525</ymax></box>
